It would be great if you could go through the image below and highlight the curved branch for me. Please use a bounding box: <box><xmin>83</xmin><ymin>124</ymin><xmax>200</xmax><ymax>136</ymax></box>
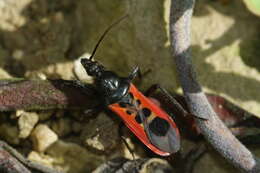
<box><xmin>0</xmin><ymin>140</ymin><xmax>63</xmax><ymax>173</ymax></box>
<box><xmin>0</xmin><ymin>79</ymin><xmax>98</xmax><ymax>111</ymax></box>
<box><xmin>0</xmin><ymin>146</ymin><xmax>31</xmax><ymax>173</ymax></box>
<box><xmin>169</xmin><ymin>0</ymin><xmax>260</xmax><ymax>172</ymax></box>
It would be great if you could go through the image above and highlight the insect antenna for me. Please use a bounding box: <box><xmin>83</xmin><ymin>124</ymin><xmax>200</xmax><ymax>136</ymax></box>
<box><xmin>89</xmin><ymin>15</ymin><xmax>128</xmax><ymax>61</ymax></box>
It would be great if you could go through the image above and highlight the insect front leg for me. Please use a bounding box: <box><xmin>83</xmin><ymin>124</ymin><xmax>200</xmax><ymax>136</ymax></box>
<box><xmin>127</xmin><ymin>66</ymin><xmax>151</xmax><ymax>82</ymax></box>
<box><xmin>82</xmin><ymin>104</ymin><xmax>104</xmax><ymax>118</ymax></box>
<box><xmin>127</xmin><ymin>66</ymin><xmax>141</xmax><ymax>81</ymax></box>
<box><xmin>55</xmin><ymin>79</ymin><xmax>99</xmax><ymax>97</ymax></box>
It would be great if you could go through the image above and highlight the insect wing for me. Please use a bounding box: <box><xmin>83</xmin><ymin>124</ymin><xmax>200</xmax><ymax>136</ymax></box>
<box><xmin>109</xmin><ymin>84</ymin><xmax>180</xmax><ymax>156</ymax></box>
<box><xmin>130</xmin><ymin>84</ymin><xmax>180</xmax><ymax>154</ymax></box>
<box><xmin>109</xmin><ymin>102</ymin><xmax>170</xmax><ymax>156</ymax></box>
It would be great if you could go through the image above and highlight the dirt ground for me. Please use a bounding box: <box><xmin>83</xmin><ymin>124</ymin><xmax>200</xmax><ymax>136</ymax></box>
<box><xmin>0</xmin><ymin>0</ymin><xmax>260</xmax><ymax>172</ymax></box>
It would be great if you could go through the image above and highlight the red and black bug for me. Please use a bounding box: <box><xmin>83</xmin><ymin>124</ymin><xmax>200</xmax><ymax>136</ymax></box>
<box><xmin>80</xmin><ymin>16</ymin><xmax>181</xmax><ymax>156</ymax></box>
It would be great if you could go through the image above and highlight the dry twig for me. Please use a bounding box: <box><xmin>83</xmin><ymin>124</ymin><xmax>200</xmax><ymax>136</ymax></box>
<box><xmin>0</xmin><ymin>79</ymin><xmax>98</xmax><ymax>111</ymax></box>
<box><xmin>169</xmin><ymin>0</ymin><xmax>260</xmax><ymax>172</ymax></box>
<box><xmin>0</xmin><ymin>140</ymin><xmax>63</xmax><ymax>173</ymax></box>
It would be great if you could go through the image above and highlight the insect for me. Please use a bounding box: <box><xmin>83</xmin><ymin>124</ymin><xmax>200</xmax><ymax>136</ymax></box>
<box><xmin>80</xmin><ymin>15</ymin><xmax>181</xmax><ymax>156</ymax></box>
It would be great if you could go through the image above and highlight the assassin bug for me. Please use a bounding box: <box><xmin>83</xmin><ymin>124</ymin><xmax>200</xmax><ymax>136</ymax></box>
<box><xmin>80</xmin><ymin>15</ymin><xmax>182</xmax><ymax>156</ymax></box>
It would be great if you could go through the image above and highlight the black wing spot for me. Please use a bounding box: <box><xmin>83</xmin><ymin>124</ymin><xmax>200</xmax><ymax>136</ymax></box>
<box><xmin>142</xmin><ymin>108</ymin><xmax>151</xmax><ymax>117</ymax></box>
<box><xmin>149</xmin><ymin>117</ymin><xmax>170</xmax><ymax>136</ymax></box>
<box><xmin>136</xmin><ymin>99</ymin><xmax>141</xmax><ymax>106</ymax></box>
<box><xmin>126</xmin><ymin>110</ymin><xmax>133</xmax><ymax>115</ymax></box>
<box><xmin>135</xmin><ymin>108</ymin><xmax>151</xmax><ymax>124</ymax></box>
<box><xmin>135</xmin><ymin>115</ymin><xmax>142</xmax><ymax>124</ymax></box>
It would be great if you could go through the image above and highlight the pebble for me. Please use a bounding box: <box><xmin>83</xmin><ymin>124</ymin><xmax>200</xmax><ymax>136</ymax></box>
<box><xmin>31</xmin><ymin>124</ymin><xmax>58</xmax><ymax>152</ymax></box>
<box><xmin>18</xmin><ymin>111</ymin><xmax>39</xmax><ymax>138</ymax></box>
<box><xmin>73</xmin><ymin>53</ymin><xmax>94</xmax><ymax>83</ymax></box>
<box><xmin>81</xmin><ymin>113</ymin><xmax>118</xmax><ymax>153</ymax></box>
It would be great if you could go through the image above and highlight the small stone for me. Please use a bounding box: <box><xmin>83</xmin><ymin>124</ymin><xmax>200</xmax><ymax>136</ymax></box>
<box><xmin>12</xmin><ymin>49</ymin><xmax>24</xmax><ymax>60</ymax></box>
<box><xmin>81</xmin><ymin>113</ymin><xmax>119</xmax><ymax>153</ymax></box>
<box><xmin>0</xmin><ymin>68</ymin><xmax>12</xmax><ymax>79</ymax></box>
<box><xmin>141</xmin><ymin>158</ymin><xmax>173</xmax><ymax>172</ymax></box>
<box><xmin>16</xmin><ymin>110</ymin><xmax>25</xmax><ymax>117</ymax></box>
<box><xmin>73</xmin><ymin>53</ymin><xmax>94</xmax><ymax>83</ymax></box>
<box><xmin>31</xmin><ymin>124</ymin><xmax>58</xmax><ymax>152</ymax></box>
<box><xmin>46</xmin><ymin>140</ymin><xmax>104</xmax><ymax>173</ymax></box>
<box><xmin>18</xmin><ymin>111</ymin><xmax>39</xmax><ymax>138</ymax></box>
<box><xmin>37</xmin><ymin>73</ymin><xmax>47</xmax><ymax>80</ymax></box>
<box><xmin>93</xmin><ymin>158</ymin><xmax>173</xmax><ymax>173</ymax></box>
<box><xmin>85</xmin><ymin>134</ymin><xmax>104</xmax><ymax>151</ymax></box>
<box><xmin>27</xmin><ymin>151</ymin><xmax>56</xmax><ymax>169</ymax></box>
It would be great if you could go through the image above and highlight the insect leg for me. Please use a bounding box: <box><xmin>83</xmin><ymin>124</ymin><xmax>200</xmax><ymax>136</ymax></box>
<box><xmin>54</xmin><ymin>79</ymin><xmax>99</xmax><ymax>96</ymax></box>
<box><xmin>238</xmin><ymin>134</ymin><xmax>260</xmax><ymax>146</ymax></box>
<box><xmin>182</xmin><ymin>143</ymin><xmax>207</xmax><ymax>173</ymax></box>
<box><xmin>127</xmin><ymin>66</ymin><xmax>141</xmax><ymax>81</ymax></box>
<box><xmin>118</xmin><ymin>122</ymin><xmax>136</xmax><ymax>160</ymax></box>
<box><xmin>127</xmin><ymin>66</ymin><xmax>151</xmax><ymax>82</ymax></box>
<box><xmin>232</xmin><ymin>116</ymin><xmax>260</xmax><ymax>128</ymax></box>
<box><xmin>82</xmin><ymin>104</ymin><xmax>104</xmax><ymax>118</ymax></box>
<box><xmin>145</xmin><ymin>84</ymin><xmax>190</xmax><ymax>117</ymax></box>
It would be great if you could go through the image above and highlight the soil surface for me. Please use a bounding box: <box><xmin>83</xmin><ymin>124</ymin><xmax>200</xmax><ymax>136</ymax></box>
<box><xmin>0</xmin><ymin>0</ymin><xmax>259</xmax><ymax>172</ymax></box>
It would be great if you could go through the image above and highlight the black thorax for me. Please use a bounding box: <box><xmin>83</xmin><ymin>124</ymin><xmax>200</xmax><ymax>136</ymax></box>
<box><xmin>81</xmin><ymin>58</ymin><xmax>131</xmax><ymax>105</ymax></box>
